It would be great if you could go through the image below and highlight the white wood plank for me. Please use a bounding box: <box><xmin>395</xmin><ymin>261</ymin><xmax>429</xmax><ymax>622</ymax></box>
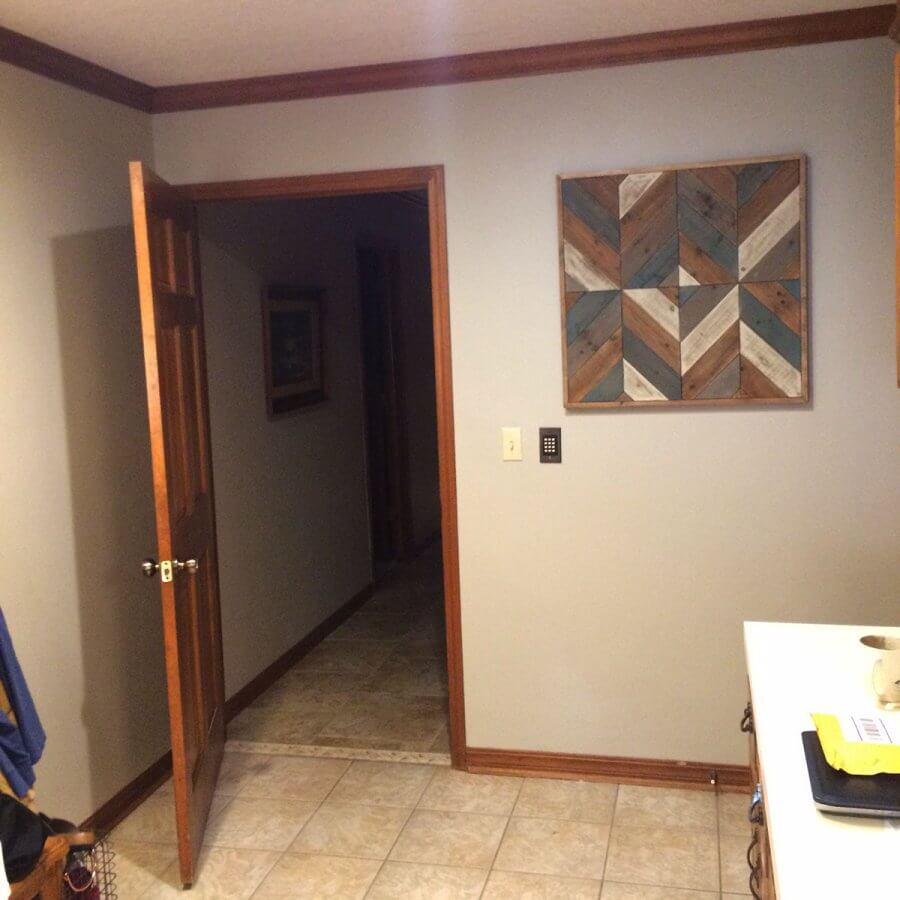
<box><xmin>624</xmin><ymin>360</ymin><xmax>665</xmax><ymax>401</ymax></box>
<box><xmin>624</xmin><ymin>288</ymin><xmax>679</xmax><ymax>339</ymax></box>
<box><xmin>738</xmin><ymin>185</ymin><xmax>800</xmax><ymax>278</ymax></box>
<box><xmin>680</xmin><ymin>285</ymin><xmax>739</xmax><ymax>374</ymax></box>
<box><xmin>564</xmin><ymin>241</ymin><xmax>618</xmax><ymax>291</ymax></box>
<box><xmin>618</xmin><ymin>171</ymin><xmax>662</xmax><ymax>219</ymax></box>
<box><xmin>679</xmin><ymin>265</ymin><xmax>699</xmax><ymax>286</ymax></box>
<box><xmin>740</xmin><ymin>322</ymin><xmax>802</xmax><ymax>396</ymax></box>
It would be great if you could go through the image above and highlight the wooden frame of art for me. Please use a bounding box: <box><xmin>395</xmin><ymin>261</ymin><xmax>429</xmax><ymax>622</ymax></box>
<box><xmin>558</xmin><ymin>154</ymin><xmax>808</xmax><ymax>408</ymax></box>
<box><xmin>262</xmin><ymin>284</ymin><xmax>325</xmax><ymax>417</ymax></box>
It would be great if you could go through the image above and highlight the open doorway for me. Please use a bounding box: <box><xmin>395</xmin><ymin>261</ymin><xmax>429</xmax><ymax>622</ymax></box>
<box><xmin>195</xmin><ymin>187</ymin><xmax>451</xmax><ymax>755</ymax></box>
<box><xmin>131</xmin><ymin>166</ymin><xmax>464</xmax><ymax>881</ymax></box>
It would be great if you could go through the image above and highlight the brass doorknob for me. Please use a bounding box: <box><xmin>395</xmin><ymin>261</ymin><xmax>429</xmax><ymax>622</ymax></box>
<box><xmin>141</xmin><ymin>558</ymin><xmax>159</xmax><ymax>578</ymax></box>
<box><xmin>173</xmin><ymin>558</ymin><xmax>199</xmax><ymax>575</ymax></box>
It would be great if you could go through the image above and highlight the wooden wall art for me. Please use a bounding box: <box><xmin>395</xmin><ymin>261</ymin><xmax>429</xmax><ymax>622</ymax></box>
<box><xmin>558</xmin><ymin>155</ymin><xmax>807</xmax><ymax>408</ymax></box>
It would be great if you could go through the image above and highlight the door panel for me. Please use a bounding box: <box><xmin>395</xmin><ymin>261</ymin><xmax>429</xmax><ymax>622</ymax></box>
<box><xmin>129</xmin><ymin>162</ymin><xmax>225</xmax><ymax>887</ymax></box>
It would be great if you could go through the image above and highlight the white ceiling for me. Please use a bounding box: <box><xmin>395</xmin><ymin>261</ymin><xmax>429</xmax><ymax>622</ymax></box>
<box><xmin>0</xmin><ymin>0</ymin><xmax>879</xmax><ymax>86</ymax></box>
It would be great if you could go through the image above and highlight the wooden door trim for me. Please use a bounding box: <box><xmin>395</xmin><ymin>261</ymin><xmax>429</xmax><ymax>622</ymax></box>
<box><xmin>184</xmin><ymin>166</ymin><xmax>466</xmax><ymax>766</ymax></box>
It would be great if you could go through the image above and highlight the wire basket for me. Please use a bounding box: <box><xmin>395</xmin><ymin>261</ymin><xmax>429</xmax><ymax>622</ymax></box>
<box><xmin>63</xmin><ymin>837</ymin><xmax>116</xmax><ymax>900</ymax></box>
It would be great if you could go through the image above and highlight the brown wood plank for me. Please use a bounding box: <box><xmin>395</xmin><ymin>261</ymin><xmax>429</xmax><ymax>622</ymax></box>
<box><xmin>737</xmin><ymin>159</ymin><xmax>800</xmax><ymax>241</ymax></box>
<box><xmin>569</xmin><ymin>328</ymin><xmax>623</xmax><ymax>401</ymax></box>
<box><xmin>740</xmin><ymin>355</ymin><xmax>788</xmax><ymax>398</ymax></box>
<box><xmin>622</xmin><ymin>292</ymin><xmax>681</xmax><ymax>373</ymax></box>
<box><xmin>679</xmin><ymin>232</ymin><xmax>734</xmax><ymax>285</ymax></box>
<box><xmin>741</xmin><ymin>282</ymin><xmax>801</xmax><ymax>332</ymax></box>
<box><xmin>150</xmin><ymin>6</ymin><xmax>894</xmax><ymax>111</ymax></box>
<box><xmin>567</xmin><ymin>297</ymin><xmax>622</xmax><ymax>377</ymax></box>
<box><xmin>682</xmin><ymin>321</ymin><xmax>740</xmax><ymax>399</ymax></box>
<box><xmin>563</xmin><ymin>207</ymin><xmax>620</xmax><ymax>286</ymax></box>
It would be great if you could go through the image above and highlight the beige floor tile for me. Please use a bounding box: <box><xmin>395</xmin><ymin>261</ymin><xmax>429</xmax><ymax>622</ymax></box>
<box><xmin>390</xmin><ymin>638</ymin><xmax>446</xmax><ymax>660</ymax></box>
<box><xmin>718</xmin><ymin>791</ymin><xmax>752</xmax><ymax>837</ymax></box>
<box><xmin>252</xmin><ymin>853</ymin><xmax>381</xmax><ymax>899</ymax></box>
<box><xmin>328</xmin><ymin>614</ymin><xmax>410</xmax><ymax>642</ymax></box>
<box><xmin>514</xmin><ymin>778</ymin><xmax>618</xmax><ymax>825</ymax></box>
<box><xmin>235</xmin><ymin>754</ymin><xmax>350</xmax><ymax>802</ymax></box>
<box><xmin>430</xmin><ymin>726</ymin><xmax>451</xmax><ymax>752</ymax></box>
<box><xmin>604</xmin><ymin>825</ymin><xmax>719</xmax><ymax>892</ymax></box>
<box><xmin>204</xmin><ymin>797</ymin><xmax>317</xmax><ymax>850</ymax></box>
<box><xmin>107</xmin><ymin>840</ymin><xmax>179</xmax><ymax>897</ymax></box>
<box><xmin>229</xmin><ymin>704</ymin><xmax>339</xmax><ymax>744</ymax></box>
<box><xmin>217</xmin><ymin>752</ymin><xmax>283</xmax><ymax>796</ymax></box>
<box><xmin>312</xmin><ymin>691</ymin><xmax>447</xmax><ymax>750</ymax></box>
<box><xmin>366</xmin><ymin>654</ymin><xmax>449</xmax><ymax>697</ymax></box>
<box><xmin>614</xmin><ymin>785</ymin><xmax>717</xmax><ymax>830</ymax></box>
<box><xmin>494</xmin><ymin>816</ymin><xmax>610</xmax><ymax>880</ymax></box>
<box><xmin>418</xmin><ymin>768</ymin><xmax>521</xmax><ymax>815</ymax></box>
<box><xmin>389</xmin><ymin>809</ymin><xmax>508</xmax><ymax>868</ymax></box>
<box><xmin>251</xmin><ymin>678</ymin><xmax>356</xmax><ymax>711</ymax></box>
<box><xmin>600</xmin><ymin>882</ymin><xmax>719</xmax><ymax>898</ymax></box>
<box><xmin>291</xmin><ymin>801</ymin><xmax>412</xmax><ymax>858</ymax></box>
<box><xmin>111</xmin><ymin>795</ymin><xmax>178</xmax><ymax>844</ymax></box>
<box><xmin>328</xmin><ymin>760</ymin><xmax>435</xmax><ymax>807</ymax></box>
<box><xmin>367</xmin><ymin>861</ymin><xmax>488</xmax><ymax>899</ymax></box>
<box><xmin>720</xmin><ymin>830</ymin><xmax>753</xmax><ymax>894</ymax></box>
<box><xmin>483</xmin><ymin>869</ymin><xmax>601</xmax><ymax>899</ymax></box>
<box><xmin>295</xmin><ymin>640</ymin><xmax>394</xmax><ymax>676</ymax></box>
<box><xmin>144</xmin><ymin>847</ymin><xmax>280</xmax><ymax>899</ymax></box>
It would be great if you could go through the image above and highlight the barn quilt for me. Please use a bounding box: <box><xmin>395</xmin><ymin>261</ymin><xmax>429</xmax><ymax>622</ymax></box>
<box><xmin>559</xmin><ymin>156</ymin><xmax>807</xmax><ymax>407</ymax></box>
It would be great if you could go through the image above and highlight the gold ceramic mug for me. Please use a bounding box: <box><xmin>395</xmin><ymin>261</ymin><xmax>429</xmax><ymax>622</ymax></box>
<box><xmin>861</xmin><ymin>635</ymin><xmax>900</xmax><ymax>708</ymax></box>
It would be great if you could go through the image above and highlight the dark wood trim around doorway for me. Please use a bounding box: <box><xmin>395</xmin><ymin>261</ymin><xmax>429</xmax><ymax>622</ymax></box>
<box><xmin>184</xmin><ymin>166</ymin><xmax>466</xmax><ymax>766</ymax></box>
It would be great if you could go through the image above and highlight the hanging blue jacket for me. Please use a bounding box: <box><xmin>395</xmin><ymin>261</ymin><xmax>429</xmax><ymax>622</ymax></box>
<box><xmin>0</xmin><ymin>609</ymin><xmax>45</xmax><ymax>798</ymax></box>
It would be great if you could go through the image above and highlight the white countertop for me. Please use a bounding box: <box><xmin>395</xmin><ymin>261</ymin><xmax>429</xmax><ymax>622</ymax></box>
<box><xmin>744</xmin><ymin>622</ymin><xmax>900</xmax><ymax>900</ymax></box>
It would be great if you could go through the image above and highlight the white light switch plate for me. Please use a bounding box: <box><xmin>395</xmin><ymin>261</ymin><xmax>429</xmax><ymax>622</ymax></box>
<box><xmin>501</xmin><ymin>427</ymin><xmax>523</xmax><ymax>461</ymax></box>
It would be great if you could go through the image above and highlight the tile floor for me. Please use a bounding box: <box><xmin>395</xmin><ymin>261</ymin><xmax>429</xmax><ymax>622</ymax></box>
<box><xmin>228</xmin><ymin>550</ymin><xmax>449</xmax><ymax>754</ymax></box>
<box><xmin>108</xmin><ymin>548</ymin><xmax>755</xmax><ymax>896</ymax></box>
<box><xmin>111</xmin><ymin>758</ymin><xmax>753</xmax><ymax>897</ymax></box>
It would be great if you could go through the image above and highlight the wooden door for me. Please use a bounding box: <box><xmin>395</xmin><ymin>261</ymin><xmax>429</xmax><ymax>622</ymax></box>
<box><xmin>129</xmin><ymin>162</ymin><xmax>225</xmax><ymax>887</ymax></box>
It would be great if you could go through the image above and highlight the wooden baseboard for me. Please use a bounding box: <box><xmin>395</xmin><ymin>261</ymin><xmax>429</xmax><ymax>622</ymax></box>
<box><xmin>80</xmin><ymin>581</ymin><xmax>374</xmax><ymax>833</ymax></box>
<box><xmin>79</xmin><ymin>750</ymin><xmax>172</xmax><ymax>834</ymax></box>
<box><xmin>466</xmin><ymin>747</ymin><xmax>751</xmax><ymax>793</ymax></box>
<box><xmin>225</xmin><ymin>581</ymin><xmax>374</xmax><ymax>721</ymax></box>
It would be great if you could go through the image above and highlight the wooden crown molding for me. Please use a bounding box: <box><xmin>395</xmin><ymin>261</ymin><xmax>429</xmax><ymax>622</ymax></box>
<box><xmin>152</xmin><ymin>4</ymin><xmax>894</xmax><ymax>112</ymax></box>
<box><xmin>0</xmin><ymin>24</ymin><xmax>153</xmax><ymax>111</ymax></box>
<box><xmin>0</xmin><ymin>6</ymin><xmax>893</xmax><ymax>114</ymax></box>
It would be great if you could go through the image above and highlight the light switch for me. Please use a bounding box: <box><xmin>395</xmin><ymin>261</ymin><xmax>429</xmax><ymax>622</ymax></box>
<box><xmin>501</xmin><ymin>427</ymin><xmax>523</xmax><ymax>461</ymax></box>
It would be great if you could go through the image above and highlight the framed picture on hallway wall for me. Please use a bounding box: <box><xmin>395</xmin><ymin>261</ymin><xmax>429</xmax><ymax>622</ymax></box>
<box><xmin>558</xmin><ymin>154</ymin><xmax>808</xmax><ymax>408</ymax></box>
<box><xmin>262</xmin><ymin>284</ymin><xmax>325</xmax><ymax>417</ymax></box>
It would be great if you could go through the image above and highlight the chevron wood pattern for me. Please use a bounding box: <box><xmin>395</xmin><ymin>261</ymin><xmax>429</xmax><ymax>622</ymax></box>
<box><xmin>559</xmin><ymin>155</ymin><xmax>807</xmax><ymax>408</ymax></box>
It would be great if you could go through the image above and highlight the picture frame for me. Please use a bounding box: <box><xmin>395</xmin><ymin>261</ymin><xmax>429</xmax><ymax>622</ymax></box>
<box><xmin>261</xmin><ymin>284</ymin><xmax>325</xmax><ymax>417</ymax></box>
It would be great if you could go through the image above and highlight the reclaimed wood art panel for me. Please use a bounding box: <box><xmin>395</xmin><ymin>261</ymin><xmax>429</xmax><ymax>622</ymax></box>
<box><xmin>559</xmin><ymin>155</ymin><xmax>807</xmax><ymax>408</ymax></box>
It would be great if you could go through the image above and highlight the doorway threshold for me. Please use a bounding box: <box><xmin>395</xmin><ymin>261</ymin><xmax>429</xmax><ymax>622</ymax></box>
<box><xmin>227</xmin><ymin>739</ymin><xmax>451</xmax><ymax>766</ymax></box>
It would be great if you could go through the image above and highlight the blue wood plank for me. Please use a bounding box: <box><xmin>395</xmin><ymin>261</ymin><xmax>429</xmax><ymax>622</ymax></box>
<box><xmin>561</xmin><ymin>179</ymin><xmax>620</xmax><ymax>250</ymax></box>
<box><xmin>678</xmin><ymin>201</ymin><xmax>737</xmax><ymax>277</ymax></box>
<box><xmin>737</xmin><ymin>161</ymin><xmax>781</xmax><ymax>206</ymax></box>
<box><xmin>566</xmin><ymin>291</ymin><xmax>620</xmax><ymax>345</ymax></box>
<box><xmin>623</xmin><ymin>328</ymin><xmax>682</xmax><ymax>399</ymax></box>
<box><xmin>625</xmin><ymin>234</ymin><xmax>678</xmax><ymax>289</ymax></box>
<box><xmin>583</xmin><ymin>360</ymin><xmax>624</xmax><ymax>402</ymax></box>
<box><xmin>739</xmin><ymin>286</ymin><xmax>802</xmax><ymax>369</ymax></box>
